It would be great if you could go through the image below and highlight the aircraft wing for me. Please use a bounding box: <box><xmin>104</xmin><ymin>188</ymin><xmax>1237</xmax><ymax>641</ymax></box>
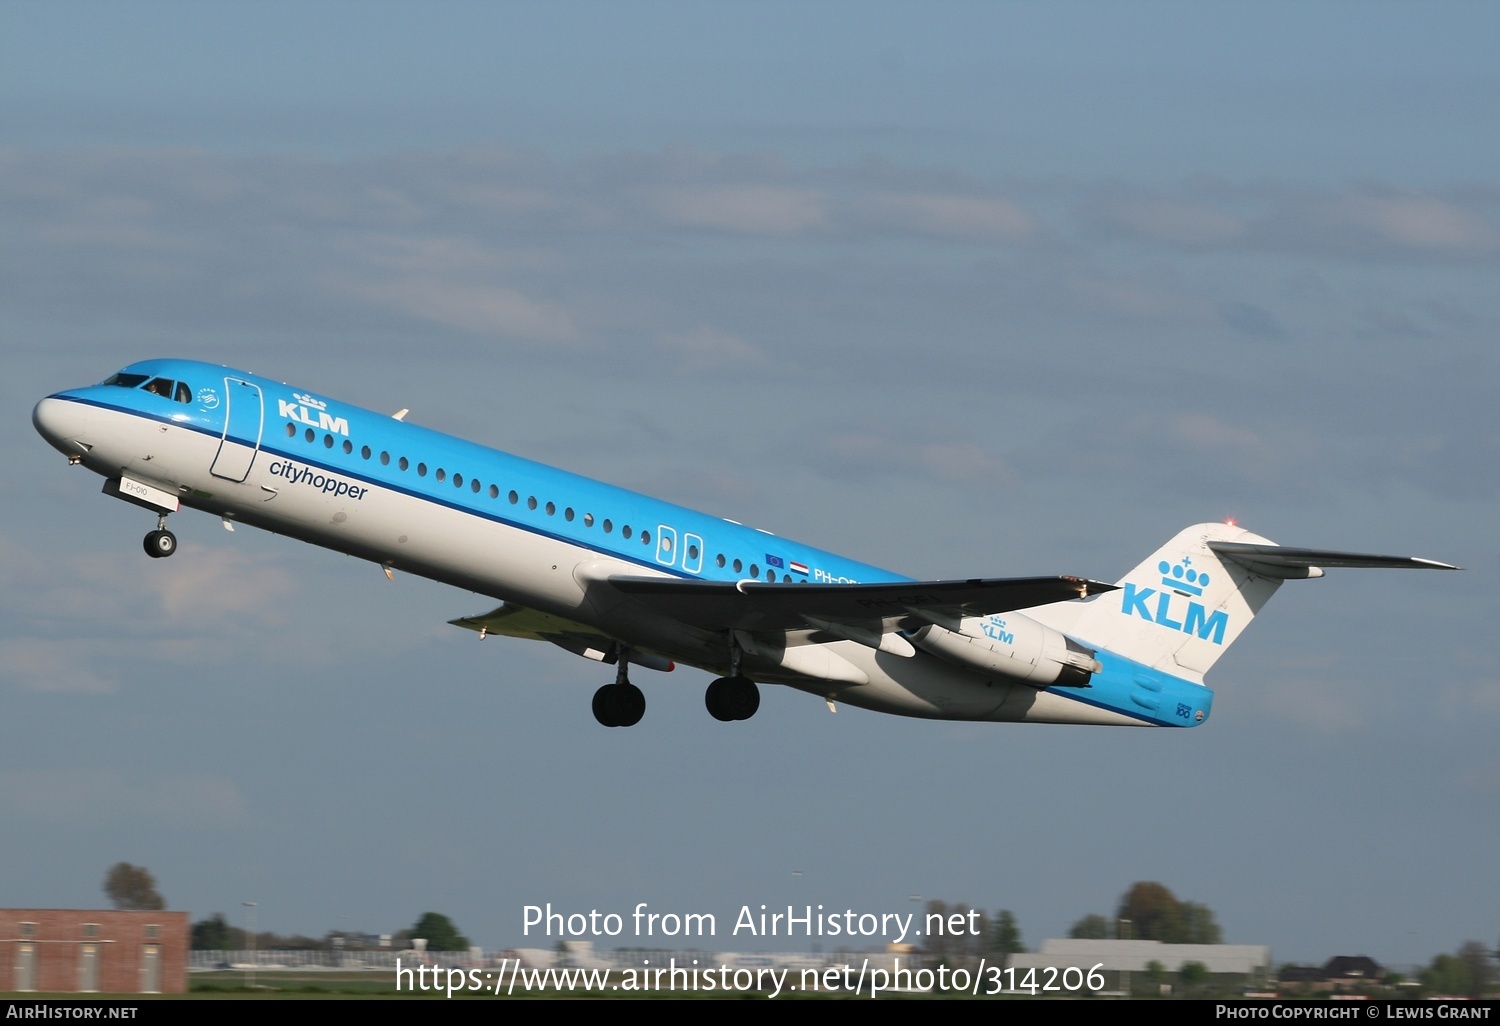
<box><xmin>450</xmin><ymin>604</ymin><xmax>628</xmax><ymax>663</ymax></box>
<box><xmin>604</xmin><ymin>574</ymin><xmax>1114</xmax><ymax>635</ymax></box>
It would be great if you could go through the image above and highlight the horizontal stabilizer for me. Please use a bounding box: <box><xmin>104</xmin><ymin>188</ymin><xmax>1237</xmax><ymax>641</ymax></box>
<box><xmin>1207</xmin><ymin>541</ymin><xmax>1460</xmax><ymax>579</ymax></box>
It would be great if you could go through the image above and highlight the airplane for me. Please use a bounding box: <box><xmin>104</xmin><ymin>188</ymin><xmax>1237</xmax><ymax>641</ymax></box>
<box><xmin>33</xmin><ymin>359</ymin><xmax>1457</xmax><ymax>729</ymax></box>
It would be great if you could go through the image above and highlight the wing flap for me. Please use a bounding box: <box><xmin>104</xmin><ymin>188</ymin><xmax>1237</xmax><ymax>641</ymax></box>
<box><xmin>449</xmin><ymin>604</ymin><xmax>677</xmax><ymax>671</ymax></box>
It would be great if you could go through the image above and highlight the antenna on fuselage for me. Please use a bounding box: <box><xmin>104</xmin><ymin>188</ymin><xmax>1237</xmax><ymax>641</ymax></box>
<box><xmin>392</xmin><ymin>409</ymin><xmax>408</xmax><ymax>421</ymax></box>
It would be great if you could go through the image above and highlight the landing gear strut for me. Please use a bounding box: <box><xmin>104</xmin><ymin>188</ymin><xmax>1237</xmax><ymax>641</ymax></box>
<box><xmin>143</xmin><ymin>513</ymin><xmax>177</xmax><ymax>559</ymax></box>
<box><xmin>593</xmin><ymin>649</ymin><xmax>645</xmax><ymax>728</ymax></box>
<box><xmin>705</xmin><ymin>634</ymin><xmax>760</xmax><ymax>721</ymax></box>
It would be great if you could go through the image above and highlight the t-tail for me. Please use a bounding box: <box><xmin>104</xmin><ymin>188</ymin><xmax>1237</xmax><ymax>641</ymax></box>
<box><xmin>1026</xmin><ymin>522</ymin><xmax>1458</xmax><ymax>684</ymax></box>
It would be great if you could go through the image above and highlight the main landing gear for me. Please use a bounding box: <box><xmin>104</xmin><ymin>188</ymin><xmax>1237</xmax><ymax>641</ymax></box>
<box><xmin>704</xmin><ymin>634</ymin><xmax>760</xmax><ymax>721</ymax></box>
<box><xmin>143</xmin><ymin>513</ymin><xmax>177</xmax><ymax>559</ymax></box>
<box><xmin>593</xmin><ymin>651</ymin><xmax>645</xmax><ymax>728</ymax></box>
<box><xmin>589</xmin><ymin>639</ymin><xmax>762</xmax><ymax>727</ymax></box>
<box><xmin>704</xmin><ymin>675</ymin><xmax>759</xmax><ymax>721</ymax></box>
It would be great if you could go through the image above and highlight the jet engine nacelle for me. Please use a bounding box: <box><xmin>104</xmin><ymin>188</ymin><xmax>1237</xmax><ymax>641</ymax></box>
<box><xmin>908</xmin><ymin>612</ymin><xmax>1100</xmax><ymax>688</ymax></box>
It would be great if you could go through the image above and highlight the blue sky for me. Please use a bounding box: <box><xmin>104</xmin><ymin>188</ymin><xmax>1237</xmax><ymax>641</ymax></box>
<box><xmin>2</xmin><ymin>2</ymin><xmax>1496</xmax><ymax>968</ymax></box>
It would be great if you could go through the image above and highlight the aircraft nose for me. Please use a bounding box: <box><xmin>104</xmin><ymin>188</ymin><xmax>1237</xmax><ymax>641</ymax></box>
<box><xmin>32</xmin><ymin>396</ymin><xmax>91</xmax><ymax>455</ymax></box>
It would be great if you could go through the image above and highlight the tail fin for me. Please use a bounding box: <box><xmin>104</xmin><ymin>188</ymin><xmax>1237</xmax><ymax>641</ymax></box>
<box><xmin>1026</xmin><ymin>523</ymin><xmax>1456</xmax><ymax>682</ymax></box>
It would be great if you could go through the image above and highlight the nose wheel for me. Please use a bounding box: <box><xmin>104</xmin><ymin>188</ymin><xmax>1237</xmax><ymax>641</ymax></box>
<box><xmin>143</xmin><ymin>514</ymin><xmax>177</xmax><ymax>558</ymax></box>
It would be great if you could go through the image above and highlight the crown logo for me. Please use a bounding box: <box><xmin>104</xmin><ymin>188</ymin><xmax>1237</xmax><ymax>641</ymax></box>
<box><xmin>1158</xmin><ymin>558</ymin><xmax>1209</xmax><ymax>597</ymax></box>
<box><xmin>293</xmin><ymin>392</ymin><xmax>327</xmax><ymax>411</ymax></box>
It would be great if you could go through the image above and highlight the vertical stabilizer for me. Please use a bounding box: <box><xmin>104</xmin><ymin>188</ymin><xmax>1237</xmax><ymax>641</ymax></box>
<box><xmin>1026</xmin><ymin>523</ymin><xmax>1286</xmax><ymax>681</ymax></box>
<box><xmin>1026</xmin><ymin>522</ymin><xmax>1457</xmax><ymax>682</ymax></box>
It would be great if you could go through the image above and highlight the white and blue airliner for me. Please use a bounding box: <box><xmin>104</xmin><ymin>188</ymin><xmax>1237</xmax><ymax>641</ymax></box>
<box><xmin>33</xmin><ymin>360</ymin><xmax>1456</xmax><ymax>728</ymax></box>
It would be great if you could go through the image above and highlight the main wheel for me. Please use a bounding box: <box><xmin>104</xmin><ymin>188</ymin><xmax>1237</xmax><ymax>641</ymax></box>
<box><xmin>724</xmin><ymin>675</ymin><xmax>760</xmax><ymax>720</ymax></box>
<box><xmin>593</xmin><ymin>684</ymin><xmax>619</xmax><ymax>727</ymax></box>
<box><xmin>705</xmin><ymin>677</ymin><xmax>736</xmax><ymax>721</ymax></box>
<box><xmin>593</xmin><ymin>683</ymin><xmax>646</xmax><ymax>727</ymax></box>
<box><xmin>615</xmin><ymin>683</ymin><xmax>645</xmax><ymax>727</ymax></box>
<box><xmin>144</xmin><ymin>529</ymin><xmax>177</xmax><ymax>558</ymax></box>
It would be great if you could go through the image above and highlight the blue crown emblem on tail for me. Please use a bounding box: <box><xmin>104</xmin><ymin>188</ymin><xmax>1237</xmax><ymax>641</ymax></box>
<box><xmin>1159</xmin><ymin>558</ymin><xmax>1209</xmax><ymax>596</ymax></box>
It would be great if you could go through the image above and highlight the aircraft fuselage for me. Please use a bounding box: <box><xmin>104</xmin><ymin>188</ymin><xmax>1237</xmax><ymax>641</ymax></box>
<box><xmin>35</xmin><ymin>359</ymin><xmax>1215</xmax><ymax>728</ymax></box>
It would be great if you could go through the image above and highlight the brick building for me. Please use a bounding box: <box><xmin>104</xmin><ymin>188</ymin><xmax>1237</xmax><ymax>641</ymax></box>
<box><xmin>1</xmin><ymin>909</ymin><xmax>188</xmax><ymax>994</ymax></box>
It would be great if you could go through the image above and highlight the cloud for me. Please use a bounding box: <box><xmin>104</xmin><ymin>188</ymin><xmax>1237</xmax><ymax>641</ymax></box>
<box><xmin>859</xmin><ymin>191</ymin><xmax>1033</xmax><ymax>241</ymax></box>
<box><xmin>647</xmin><ymin>185</ymin><xmax>828</xmax><ymax>235</ymax></box>
<box><xmin>0</xmin><ymin>539</ymin><xmax>296</xmax><ymax>696</ymax></box>
<box><xmin>817</xmin><ymin>429</ymin><xmax>1011</xmax><ymax>488</ymax></box>
<box><xmin>1086</xmin><ymin>182</ymin><xmax>1498</xmax><ymax>261</ymax></box>
<box><xmin>1020</xmin><ymin>411</ymin><xmax>1310</xmax><ymax>499</ymax></box>
<box><xmin>0</xmin><ymin>769</ymin><xmax>248</xmax><ymax>828</ymax></box>
<box><xmin>1324</xmin><ymin>194</ymin><xmax>1497</xmax><ymax>253</ymax></box>
<box><xmin>340</xmin><ymin>276</ymin><xmax>583</xmax><ymax>343</ymax></box>
<box><xmin>1089</xmin><ymin>197</ymin><xmax>1246</xmax><ymax>247</ymax></box>
<box><xmin>1218</xmin><ymin>301</ymin><xmax>1287</xmax><ymax>339</ymax></box>
<box><xmin>0</xmin><ymin>638</ymin><xmax>119</xmax><ymax>694</ymax></box>
<box><xmin>144</xmin><ymin>546</ymin><xmax>297</xmax><ymax>623</ymax></box>
<box><xmin>0</xmin><ymin>538</ymin><xmax>294</xmax><ymax>633</ymax></box>
<box><xmin>1065</xmin><ymin>274</ymin><xmax>1213</xmax><ymax>322</ymax></box>
<box><xmin>657</xmin><ymin>326</ymin><xmax>768</xmax><ymax>372</ymax></box>
<box><xmin>1233</xmin><ymin>671</ymin><xmax>1374</xmax><ymax>735</ymax></box>
<box><xmin>1438</xmin><ymin>678</ymin><xmax>1500</xmax><ymax>721</ymax></box>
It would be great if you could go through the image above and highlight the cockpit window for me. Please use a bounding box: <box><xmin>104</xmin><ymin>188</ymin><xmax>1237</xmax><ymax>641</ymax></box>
<box><xmin>102</xmin><ymin>373</ymin><xmax>149</xmax><ymax>389</ymax></box>
<box><xmin>133</xmin><ymin>377</ymin><xmax>194</xmax><ymax>404</ymax></box>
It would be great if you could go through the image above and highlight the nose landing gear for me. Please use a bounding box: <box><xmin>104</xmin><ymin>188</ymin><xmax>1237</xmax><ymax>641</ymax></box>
<box><xmin>143</xmin><ymin>514</ymin><xmax>177</xmax><ymax>558</ymax></box>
